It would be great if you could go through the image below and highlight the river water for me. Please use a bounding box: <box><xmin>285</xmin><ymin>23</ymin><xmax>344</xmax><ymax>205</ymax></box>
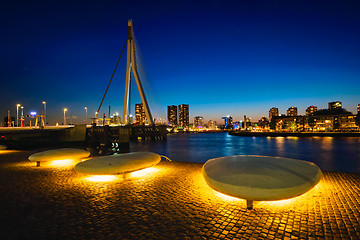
<box><xmin>130</xmin><ymin>132</ymin><xmax>360</xmax><ymax>173</ymax></box>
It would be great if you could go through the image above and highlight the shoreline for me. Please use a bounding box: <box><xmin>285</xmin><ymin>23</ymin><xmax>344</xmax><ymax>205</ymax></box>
<box><xmin>229</xmin><ymin>131</ymin><xmax>360</xmax><ymax>137</ymax></box>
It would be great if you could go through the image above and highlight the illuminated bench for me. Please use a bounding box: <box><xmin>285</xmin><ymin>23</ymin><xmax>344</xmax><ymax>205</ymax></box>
<box><xmin>202</xmin><ymin>155</ymin><xmax>322</xmax><ymax>209</ymax></box>
<box><xmin>74</xmin><ymin>152</ymin><xmax>161</xmax><ymax>175</ymax></box>
<box><xmin>28</xmin><ymin>148</ymin><xmax>90</xmax><ymax>166</ymax></box>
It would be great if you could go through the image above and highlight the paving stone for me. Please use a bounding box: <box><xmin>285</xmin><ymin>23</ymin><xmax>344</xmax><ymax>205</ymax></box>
<box><xmin>0</xmin><ymin>150</ymin><xmax>360</xmax><ymax>239</ymax></box>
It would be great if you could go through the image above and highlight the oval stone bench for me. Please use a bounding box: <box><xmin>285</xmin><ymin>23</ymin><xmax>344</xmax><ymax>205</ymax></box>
<box><xmin>202</xmin><ymin>155</ymin><xmax>322</xmax><ymax>209</ymax></box>
<box><xmin>75</xmin><ymin>152</ymin><xmax>161</xmax><ymax>175</ymax></box>
<box><xmin>29</xmin><ymin>148</ymin><xmax>90</xmax><ymax>166</ymax></box>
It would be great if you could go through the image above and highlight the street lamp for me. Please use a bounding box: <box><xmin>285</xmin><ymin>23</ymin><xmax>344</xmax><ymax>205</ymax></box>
<box><xmin>84</xmin><ymin>107</ymin><xmax>87</xmax><ymax>124</ymax></box>
<box><xmin>64</xmin><ymin>108</ymin><xmax>67</xmax><ymax>126</ymax></box>
<box><xmin>42</xmin><ymin>101</ymin><xmax>46</xmax><ymax>127</ymax></box>
<box><xmin>20</xmin><ymin>106</ymin><xmax>24</xmax><ymax>127</ymax></box>
<box><xmin>16</xmin><ymin>104</ymin><xmax>21</xmax><ymax>127</ymax></box>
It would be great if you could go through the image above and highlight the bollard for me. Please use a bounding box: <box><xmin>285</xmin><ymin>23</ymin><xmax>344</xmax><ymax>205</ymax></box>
<box><xmin>247</xmin><ymin>200</ymin><xmax>253</xmax><ymax>210</ymax></box>
<box><xmin>36</xmin><ymin>161</ymin><xmax>40</xmax><ymax>167</ymax></box>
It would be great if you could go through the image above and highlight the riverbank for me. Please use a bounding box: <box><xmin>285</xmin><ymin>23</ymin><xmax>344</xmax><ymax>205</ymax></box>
<box><xmin>1</xmin><ymin>150</ymin><xmax>359</xmax><ymax>239</ymax></box>
<box><xmin>229</xmin><ymin>131</ymin><xmax>360</xmax><ymax>137</ymax></box>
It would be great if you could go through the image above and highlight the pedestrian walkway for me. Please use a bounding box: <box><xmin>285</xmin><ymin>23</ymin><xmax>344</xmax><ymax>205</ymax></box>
<box><xmin>1</xmin><ymin>150</ymin><xmax>359</xmax><ymax>239</ymax></box>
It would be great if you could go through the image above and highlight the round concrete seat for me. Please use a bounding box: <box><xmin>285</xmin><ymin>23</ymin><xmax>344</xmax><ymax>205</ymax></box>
<box><xmin>202</xmin><ymin>155</ymin><xmax>322</xmax><ymax>204</ymax></box>
<box><xmin>29</xmin><ymin>148</ymin><xmax>90</xmax><ymax>162</ymax></box>
<box><xmin>75</xmin><ymin>152</ymin><xmax>161</xmax><ymax>175</ymax></box>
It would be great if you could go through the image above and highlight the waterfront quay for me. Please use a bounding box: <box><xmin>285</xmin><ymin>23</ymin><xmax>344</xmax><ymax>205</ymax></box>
<box><xmin>1</xmin><ymin>150</ymin><xmax>360</xmax><ymax>239</ymax></box>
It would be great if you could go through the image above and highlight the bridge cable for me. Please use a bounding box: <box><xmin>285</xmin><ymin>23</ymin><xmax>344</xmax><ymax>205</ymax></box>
<box><xmin>96</xmin><ymin>39</ymin><xmax>127</xmax><ymax>118</ymax></box>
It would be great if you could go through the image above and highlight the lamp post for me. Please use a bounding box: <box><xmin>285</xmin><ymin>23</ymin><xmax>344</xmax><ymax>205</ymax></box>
<box><xmin>21</xmin><ymin>106</ymin><xmax>24</xmax><ymax>127</ymax></box>
<box><xmin>16</xmin><ymin>104</ymin><xmax>21</xmax><ymax>127</ymax></box>
<box><xmin>42</xmin><ymin>101</ymin><xmax>46</xmax><ymax>128</ymax></box>
<box><xmin>64</xmin><ymin>108</ymin><xmax>67</xmax><ymax>126</ymax></box>
<box><xmin>84</xmin><ymin>107</ymin><xmax>87</xmax><ymax>124</ymax></box>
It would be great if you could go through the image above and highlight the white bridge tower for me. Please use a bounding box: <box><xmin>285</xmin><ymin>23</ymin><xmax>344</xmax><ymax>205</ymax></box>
<box><xmin>122</xmin><ymin>19</ymin><xmax>154</xmax><ymax>125</ymax></box>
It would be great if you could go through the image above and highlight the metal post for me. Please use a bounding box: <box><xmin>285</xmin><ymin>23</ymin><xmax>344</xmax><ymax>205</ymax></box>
<box><xmin>43</xmin><ymin>101</ymin><xmax>46</xmax><ymax>128</ymax></box>
<box><xmin>85</xmin><ymin>107</ymin><xmax>87</xmax><ymax>124</ymax></box>
<box><xmin>247</xmin><ymin>200</ymin><xmax>253</xmax><ymax>210</ymax></box>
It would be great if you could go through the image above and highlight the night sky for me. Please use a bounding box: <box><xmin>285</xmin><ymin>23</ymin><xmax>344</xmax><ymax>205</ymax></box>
<box><xmin>1</xmin><ymin>0</ymin><xmax>360</xmax><ymax>125</ymax></box>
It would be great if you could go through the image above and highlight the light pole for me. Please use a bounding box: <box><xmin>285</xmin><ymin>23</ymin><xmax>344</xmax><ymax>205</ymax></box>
<box><xmin>84</xmin><ymin>107</ymin><xmax>87</xmax><ymax>124</ymax></box>
<box><xmin>20</xmin><ymin>106</ymin><xmax>24</xmax><ymax>127</ymax></box>
<box><xmin>16</xmin><ymin>104</ymin><xmax>21</xmax><ymax>127</ymax></box>
<box><xmin>42</xmin><ymin>101</ymin><xmax>46</xmax><ymax>127</ymax></box>
<box><xmin>64</xmin><ymin>108</ymin><xmax>67</xmax><ymax>126</ymax></box>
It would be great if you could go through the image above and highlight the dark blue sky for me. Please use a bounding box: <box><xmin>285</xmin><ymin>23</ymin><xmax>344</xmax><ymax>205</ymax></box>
<box><xmin>1</xmin><ymin>0</ymin><xmax>360</xmax><ymax>124</ymax></box>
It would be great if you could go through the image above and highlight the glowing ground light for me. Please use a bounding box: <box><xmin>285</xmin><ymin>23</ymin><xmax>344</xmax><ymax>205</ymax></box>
<box><xmin>84</xmin><ymin>175</ymin><xmax>119</xmax><ymax>182</ymax></box>
<box><xmin>48</xmin><ymin>159</ymin><xmax>78</xmax><ymax>167</ymax></box>
<box><xmin>213</xmin><ymin>191</ymin><xmax>243</xmax><ymax>202</ymax></box>
<box><xmin>256</xmin><ymin>182</ymin><xmax>322</xmax><ymax>210</ymax></box>
<box><xmin>203</xmin><ymin>180</ymin><xmax>322</xmax><ymax>210</ymax></box>
<box><xmin>0</xmin><ymin>150</ymin><xmax>21</xmax><ymax>155</ymax></box>
<box><xmin>82</xmin><ymin>166</ymin><xmax>165</xmax><ymax>182</ymax></box>
<box><xmin>129</xmin><ymin>167</ymin><xmax>160</xmax><ymax>178</ymax></box>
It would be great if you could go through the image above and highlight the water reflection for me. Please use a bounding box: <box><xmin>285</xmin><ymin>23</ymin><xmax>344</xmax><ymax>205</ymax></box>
<box><xmin>275</xmin><ymin>137</ymin><xmax>285</xmax><ymax>156</ymax></box>
<box><xmin>130</xmin><ymin>132</ymin><xmax>360</xmax><ymax>173</ymax></box>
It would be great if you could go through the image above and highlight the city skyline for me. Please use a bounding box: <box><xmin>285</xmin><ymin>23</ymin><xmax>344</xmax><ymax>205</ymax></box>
<box><xmin>1</xmin><ymin>1</ymin><xmax>360</xmax><ymax>124</ymax></box>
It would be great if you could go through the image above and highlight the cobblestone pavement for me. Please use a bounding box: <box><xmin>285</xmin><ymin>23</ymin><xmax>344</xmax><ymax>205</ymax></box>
<box><xmin>1</xmin><ymin>150</ymin><xmax>360</xmax><ymax>239</ymax></box>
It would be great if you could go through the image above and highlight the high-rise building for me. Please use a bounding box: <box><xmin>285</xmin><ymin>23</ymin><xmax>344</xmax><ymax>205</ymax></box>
<box><xmin>269</xmin><ymin>107</ymin><xmax>279</xmax><ymax>121</ymax></box>
<box><xmin>287</xmin><ymin>106</ymin><xmax>298</xmax><ymax>116</ymax></box>
<box><xmin>222</xmin><ymin>116</ymin><xmax>233</xmax><ymax>128</ymax></box>
<box><xmin>208</xmin><ymin>120</ymin><xmax>216</xmax><ymax>130</ymax></box>
<box><xmin>328</xmin><ymin>101</ymin><xmax>342</xmax><ymax>110</ymax></box>
<box><xmin>135</xmin><ymin>103</ymin><xmax>146</xmax><ymax>124</ymax></box>
<box><xmin>178</xmin><ymin>104</ymin><xmax>189</xmax><ymax>128</ymax></box>
<box><xmin>306</xmin><ymin>106</ymin><xmax>318</xmax><ymax>116</ymax></box>
<box><xmin>194</xmin><ymin>116</ymin><xmax>204</xmax><ymax>128</ymax></box>
<box><xmin>167</xmin><ymin>105</ymin><xmax>177</xmax><ymax>126</ymax></box>
<box><xmin>358</xmin><ymin>104</ymin><xmax>360</xmax><ymax>113</ymax></box>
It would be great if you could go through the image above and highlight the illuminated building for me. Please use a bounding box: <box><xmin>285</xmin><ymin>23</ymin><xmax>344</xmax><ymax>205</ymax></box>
<box><xmin>110</xmin><ymin>112</ymin><xmax>121</xmax><ymax>125</ymax></box>
<box><xmin>243</xmin><ymin>115</ymin><xmax>252</xmax><ymax>130</ymax></box>
<box><xmin>233</xmin><ymin>121</ymin><xmax>241</xmax><ymax>130</ymax></box>
<box><xmin>135</xmin><ymin>103</ymin><xmax>146</xmax><ymax>124</ymax></box>
<box><xmin>222</xmin><ymin>116</ymin><xmax>233</xmax><ymax>129</ymax></box>
<box><xmin>178</xmin><ymin>104</ymin><xmax>189</xmax><ymax>128</ymax></box>
<box><xmin>208</xmin><ymin>120</ymin><xmax>216</xmax><ymax>130</ymax></box>
<box><xmin>194</xmin><ymin>116</ymin><xmax>204</xmax><ymax>129</ymax></box>
<box><xmin>257</xmin><ymin>116</ymin><xmax>269</xmax><ymax>130</ymax></box>
<box><xmin>271</xmin><ymin>114</ymin><xmax>357</xmax><ymax>132</ymax></box>
<box><xmin>269</xmin><ymin>107</ymin><xmax>279</xmax><ymax>121</ymax></box>
<box><xmin>306</xmin><ymin>106</ymin><xmax>317</xmax><ymax>116</ymax></box>
<box><xmin>167</xmin><ymin>105</ymin><xmax>177</xmax><ymax>126</ymax></box>
<box><xmin>357</xmin><ymin>104</ymin><xmax>360</xmax><ymax>113</ymax></box>
<box><xmin>328</xmin><ymin>101</ymin><xmax>342</xmax><ymax>110</ymax></box>
<box><xmin>287</xmin><ymin>107</ymin><xmax>298</xmax><ymax>116</ymax></box>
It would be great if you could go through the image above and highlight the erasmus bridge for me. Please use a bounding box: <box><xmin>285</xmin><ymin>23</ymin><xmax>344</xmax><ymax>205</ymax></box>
<box><xmin>0</xmin><ymin>20</ymin><xmax>167</xmax><ymax>152</ymax></box>
<box><xmin>95</xmin><ymin>19</ymin><xmax>154</xmax><ymax>126</ymax></box>
<box><xmin>86</xmin><ymin>19</ymin><xmax>167</xmax><ymax>154</ymax></box>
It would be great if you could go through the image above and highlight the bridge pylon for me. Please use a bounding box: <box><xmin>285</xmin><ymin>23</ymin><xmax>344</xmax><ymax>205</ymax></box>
<box><xmin>123</xmin><ymin>19</ymin><xmax>154</xmax><ymax>125</ymax></box>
